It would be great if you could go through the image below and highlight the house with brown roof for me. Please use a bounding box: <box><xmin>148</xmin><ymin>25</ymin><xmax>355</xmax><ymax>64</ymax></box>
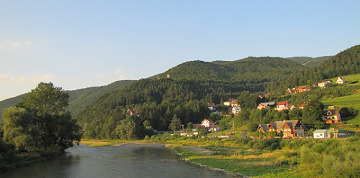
<box><xmin>323</xmin><ymin>110</ymin><xmax>342</xmax><ymax>124</ymax></box>
<box><xmin>224</xmin><ymin>98</ymin><xmax>237</xmax><ymax>107</ymax></box>
<box><xmin>258</xmin><ymin>120</ymin><xmax>306</xmax><ymax>138</ymax></box>
<box><xmin>207</xmin><ymin>103</ymin><xmax>216</xmax><ymax>111</ymax></box>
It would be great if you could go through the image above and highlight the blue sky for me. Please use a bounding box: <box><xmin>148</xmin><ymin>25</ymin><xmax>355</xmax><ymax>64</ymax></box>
<box><xmin>1</xmin><ymin>0</ymin><xmax>359</xmax><ymax>101</ymax></box>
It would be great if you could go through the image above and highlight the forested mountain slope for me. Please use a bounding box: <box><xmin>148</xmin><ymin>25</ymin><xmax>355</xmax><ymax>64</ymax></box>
<box><xmin>156</xmin><ymin>57</ymin><xmax>306</xmax><ymax>82</ymax></box>
<box><xmin>269</xmin><ymin>45</ymin><xmax>360</xmax><ymax>91</ymax></box>
<box><xmin>0</xmin><ymin>80</ymin><xmax>134</xmax><ymax>121</ymax></box>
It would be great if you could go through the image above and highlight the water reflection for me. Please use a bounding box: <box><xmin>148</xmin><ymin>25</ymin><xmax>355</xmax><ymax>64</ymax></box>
<box><xmin>1</xmin><ymin>144</ymin><xmax>230</xmax><ymax>178</ymax></box>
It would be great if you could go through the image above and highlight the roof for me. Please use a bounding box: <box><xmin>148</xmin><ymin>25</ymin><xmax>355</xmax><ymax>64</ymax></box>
<box><xmin>207</xmin><ymin>103</ymin><xmax>215</xmax><ymax>107</ymax></box>
<box><xmin>323</xmin><ymin>110</ymin><xmax>340</xmax><ymax>116</ymax></box>
<box><xmin>314</xmin><ymin>129</ymin><xmax>327</xmax><ymax>134</ymax></box>
<box><xmin>203</xmin><ymin>119</ymin><xmax>214</xmax><ymax>123</ymax></box>
<box><xmin>278</xmin><ymin>101</ymin><xmax>288</xmax><ymax>106</ymax></box>
<box><xmin>259</xmin><ymin>124</ymin><xmax>268</xmax><ymax>131</ymax></box>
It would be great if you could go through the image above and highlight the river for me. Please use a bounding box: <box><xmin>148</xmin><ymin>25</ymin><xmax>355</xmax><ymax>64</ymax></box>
<box><xmin>1</xmin><ymin>144</ymin><xmax>231</xmax><ymax>178</ymax></box>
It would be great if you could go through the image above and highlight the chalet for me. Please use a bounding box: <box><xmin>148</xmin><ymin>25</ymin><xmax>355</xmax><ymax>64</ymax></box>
<box><xmin>316</xmin><ymin>80</ymin><xmax>332</xmax><ymax>88</ymax></box>
<box><xmin>257</xmin><ymin>102</ymin><xmax>276</xmax><ymax>110</ymax></box>
<box><xmin>193</xmin><ymin>119</ymin><xmax>220</xmax><ymax>132</ymax></box>
<box><xmin>322</xmin><ymin>110</ymin><xmax>342</xmax><ymax>124</ymax></box>
<box><xmin>336</xmin><ymin>77</ymin><xmax>346</xmax><ymax>85</ymax></box>
<box><xmin>288</xmin><ymin>87</ymin><xmax>310</xmax><ymax>94</ymax></box>
<box><xmin>258</xmin><ymin>120</ymin><xmax>306</xmax><ymax>138</ymax></box>
<box><xmin>232</xmin><ymin>106</ymin><xmax>241</xmax><ymax>115</ymax></box>
<box><xmin>127</xmin><ymin>109</ymin><xmax>138</xmax><ymax>116</ymax></box>
<box><xmin>276</xmin><ymin>102</ymin><xmax>289</xmax><ymax>111</ymax></box>
<box><xmin>207</xmin><ymin>103</ymin><xmax>216</xmax><ymax>111</ymax></box>
<box><xmin>313</xmin><ymin>130</ymin><xmax>327</xmax><ymax>139</ymax></box>
<box><xmin>224</xmin><ymin>98</ymin><xmax>237</xmax><ymax>107</ymax></box>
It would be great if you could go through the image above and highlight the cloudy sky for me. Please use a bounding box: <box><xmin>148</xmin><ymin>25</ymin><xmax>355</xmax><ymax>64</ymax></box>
<box><xmin>1</xmin><ymin>0</ymin><xmax>359</xmax><ymax>101</ymax></box>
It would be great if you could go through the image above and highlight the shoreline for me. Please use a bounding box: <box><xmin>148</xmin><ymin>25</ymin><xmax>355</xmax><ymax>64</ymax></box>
<box><xmin>166</xmin><ymin>144</ymin><xmax>247</xmax><ymax>178</ymax></box>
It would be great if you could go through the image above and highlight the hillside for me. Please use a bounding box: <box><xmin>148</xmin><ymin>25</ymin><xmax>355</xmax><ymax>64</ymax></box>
<box><xmin>0</xmin><ymin>80</ymin><xmax>134</xmax><ymax>121</ymax></box>
<box><xmin>287</xmin><ymin>56</ymin><xmax>332</xmax><ymax>67</ymax></box>
<box><xmin>156</xmin><ymin>57</ymin><xmax>306</xmax><ymax>82</ymax></box>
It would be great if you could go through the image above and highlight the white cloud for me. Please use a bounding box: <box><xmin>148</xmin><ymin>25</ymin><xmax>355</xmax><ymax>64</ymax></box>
<box><xmin>0</xmin><ymin>74</ymin><xmax>26</xmax><ymax>83</ymax></box>
<box><xmin>115</xmin><ymin>68</ymin><xmax>122</xmax><ymax>74</ymax></box>
<box><xmin>31</xmin><ymin>75</ymin><xmax>54</xmax><ymax>84</ymax></box>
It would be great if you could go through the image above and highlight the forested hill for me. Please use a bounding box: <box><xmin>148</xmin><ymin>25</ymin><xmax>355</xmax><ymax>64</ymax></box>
<box><xmin>0</xmin><ymin>80</ymin><xmax>134</xmax><ymax>121</ymax></box>
<box><xmin>156</xmin><ymin>57</ymin><xmax>306</xmax><ymax>82</ymax></box>
<box><xmin>76</xmin><ymin>79</ymin><xmax>213</xmax><ymax>139</ymax></box>
<box><xmin>287</xmin><ymin>56</ymin><xmax>332</xmax><ymax>67</ymax></box>
<box><xmin>269</xmin><ymin>45</ymin><xmax>360</xmax><ymax>90</ymax></box>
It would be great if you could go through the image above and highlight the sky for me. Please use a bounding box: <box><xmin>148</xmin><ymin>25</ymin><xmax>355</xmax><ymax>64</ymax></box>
<box><xmin>1</xmin><ymin>0</ymin><xmax>360</xmax><ymax>101</ymax></box>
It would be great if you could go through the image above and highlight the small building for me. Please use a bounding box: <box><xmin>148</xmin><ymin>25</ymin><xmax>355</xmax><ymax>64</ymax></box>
<box><xmin>323</xmin><ymin>110</ymin><xmax>342</xmax><ymax>124</ymax></box>
<box><xmin>276</xmin><ymin>101</ymin><xmax>289</xmax><ymax>111</ymax></box>
<box><xmin>313</xmin><ymin>130</ymin><xmax>327</xmax><ymax>139</ymax></box>
<box><xmin>224</xmin><ymin>98</ymin><xmax>237</xmax><ymax>107</ymax></box>
<box><xmin>232</xmin><ymin>106</ymin><xmax>241</xmax><ymax>115</ymax></box>
<box><xmin>193</xmin><ymin>119</ymin><xmax>220</xmax><ymax>132</ymax></box>
<box><xmin>327</xmin><ymin>128</ymin><xmax>355</xmax><ymax>138</ymax></box>
<box><xmin>336</xmin><ymin>77</ymin><xmax>346</xmax><ymax>85</ymax></box>
<box><xmin>207</xmin><ymin>103</ymin><xmax>216</xmax><ymax>111</ymax></box>
<box><xmin>127</xmin><ymin>109</ymin><xmax>138</xmax><ymax>116</ymax></box>
<box><xmin>257</xmin><ymin>102</ymin><xmax>276</xmax><ymax>110</ymax></box>
<box><xmin>317</xmin><ymin>80</ymin><xmax>332</xmax><ymax>88</ymax></box>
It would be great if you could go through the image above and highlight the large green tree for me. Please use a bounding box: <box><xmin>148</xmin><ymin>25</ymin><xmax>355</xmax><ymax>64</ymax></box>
<box><xmin>302</xmin><ymin>99</ymin><xmax>324</xmax><ymax>129</ymax></box>
<box><xmin>3</xmin><ymin>82</ymin><xmax>82</xmax><ymax>152</ymax></box>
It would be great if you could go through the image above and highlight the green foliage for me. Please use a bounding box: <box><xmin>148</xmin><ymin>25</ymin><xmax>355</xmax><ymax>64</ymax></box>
<box><xmin>3</xmin><ymin>82</ymin><xmax>82</xmax><ymax>152</ymax></box>
<box><xmin>169</xmin><ymin>114</ymin><xmax>181</xmax><ymax>131</ymax></box>
<box><xmin>302</xmin><ymin>99</ymin><xmax>324</xmax><ymax>129</ymax></box>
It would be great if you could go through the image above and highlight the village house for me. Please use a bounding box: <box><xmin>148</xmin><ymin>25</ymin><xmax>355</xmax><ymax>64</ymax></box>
<box><xmin>288</xmin><ymin>87</ymin><xmax>311</xmax><ymax>94</ymax></box>
<box><xmin>224</xmin><ymin>98</ymin><xmax>237</xmax><ymax>107</ymax></box>
<box><xmin>207</xmin><ymin>103</ymin><xmax>216</xmax><ymax>111</ymax></box>
<box><xmin>275</xmin><ymin>102</ymin><xmax>295</xmax><ymax>111</ymax></box>
<box><xmin>193</xmin><ymin>119</ymin><xmax>220</xmax><ymax>132</ymax></box>
<box><xmin>322</xmin><ymin>109</ymin><xmax>342</xmax><ymax>124</ymax></box>
<box><xmin>258</xmin><ymin>120</ymin><xmax>306</xmax><ymax>138</ymax></box>
<box><xmin>257</xmin><ymin>102</ymin><xmax>276</xmax><ymax>110</ymax></box>
<box><xmin>313</xmin><ymin>129</ymin><xmax>327</xmax><ymax>139</ymax></box>
<box><xmin>127</xmin><ymin>108</ymin><xmax>138</xmax><ymax>116</ymax></box>
<box><xmin>336</xmin><ymin>76</ymin><xmax>346</xmax><ymax>85</ymax></box>
<box><xmin>232</xmin><ymin>106</ymin><xmax>241</xmax><ymax>115</ymax></box>
<box><xmin>314</xmin><ymin>80</ymin><xmax>332</xmax><ymax>88</ymax></box>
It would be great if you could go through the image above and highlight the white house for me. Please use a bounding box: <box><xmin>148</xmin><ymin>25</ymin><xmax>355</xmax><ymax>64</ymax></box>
<box><xmin>336</xmin><ymin>77</ymin><xmax>346</xmax><ymax>85</ymax></box>
<box><xmin>313</xmin><ymin>130</ymin><xmax>327</xmax><ymax>139</ymax></box>
<box><xmin>232</xmin><ymin>107</ymin><xmax>241</xmax><ymax>115</ymax></box>
<box><xmin>198</xmin><ymin>119</ymin><xmax>220</xmax><ymax>132</ymax></box>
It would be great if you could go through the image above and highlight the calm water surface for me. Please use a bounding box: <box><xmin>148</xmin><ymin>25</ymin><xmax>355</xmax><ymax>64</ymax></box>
<box><xmin>1</xmin><ymin>144</ymin><xmax>230</xmax><ymax>178</ymax></box>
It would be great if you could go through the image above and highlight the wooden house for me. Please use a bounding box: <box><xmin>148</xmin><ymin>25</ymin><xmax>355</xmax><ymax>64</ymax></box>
<box><xmin>322</xmin><ymin>110</ymin><xmax>342</xmax><ymax>124</ymax></box>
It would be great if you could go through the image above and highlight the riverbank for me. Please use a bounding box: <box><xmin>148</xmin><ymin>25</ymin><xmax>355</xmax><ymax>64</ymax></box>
<box><xmin>80</xmin><ymin>139</ymin><xmax>294</xmax><ymax>177</ymax></box>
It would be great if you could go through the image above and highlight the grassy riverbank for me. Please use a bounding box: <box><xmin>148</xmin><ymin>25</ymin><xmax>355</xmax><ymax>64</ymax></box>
<box><xmin>80</xmin><ymin>134</ymin><xmax>360</xmax><ymax>177</ymax></box>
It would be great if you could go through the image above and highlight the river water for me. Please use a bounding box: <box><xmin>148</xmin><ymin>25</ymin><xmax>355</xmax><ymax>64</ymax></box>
<box><xmin>1</xmin><ymin>144</ymin><xmax>230</xmax><ymax>178</ymax></box>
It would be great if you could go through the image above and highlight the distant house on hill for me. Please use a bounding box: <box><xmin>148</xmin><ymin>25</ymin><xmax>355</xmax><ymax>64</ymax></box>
<box><xmin>127</xmin><ymin>109</ymin><xmax>138</xmax><ymax>116</ymax></box>
<box><xmin>193</xmin><ymin>119</ymin><xmax>220</xmax><ymax>132</ymax></box>
<box><xmin>323</xmin><ymin>109</ymin><xmax>342</xmax><ymax>124</ymax></box>
<box><xmin>224</xmin><ymin>98</ymin><xmax>237</xmax><ymax>107</ymax></box>
<box><xmin>207</xmin><ymin>103</ymin><xmax>216</xmax><ymax>111</ymax></box>
<box><xmin>258</xmin><ymin>120</ymin><xmax>306</xmax><ymax>138</ymax></box>
<box><xmin>336</xmin><ymin>76</ymin><xmax>346</xmax><ymax>85</ymax></box>
<box><xmin>314</xmin><ymin>80</ymin><xmax>332</xmax><ymax>88</ymax></box>
<box><xmin>232</xmin><ymin>106</ymin><xmax>241</xmax><ymax>115</ymax></box>
<box><xmin>288</xmin><ymin>87</ymin><xmax>310</xmax><ymax>94</ymax></box>
<box><xmin>257</xmin><ymin>102</ymin><xmax>276</xmax><ymax>110</ymax></box>
<box><xmin>275</xmin><ymin>102</ymin><xmax>294</xmax><ymax>111</ymax></box>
